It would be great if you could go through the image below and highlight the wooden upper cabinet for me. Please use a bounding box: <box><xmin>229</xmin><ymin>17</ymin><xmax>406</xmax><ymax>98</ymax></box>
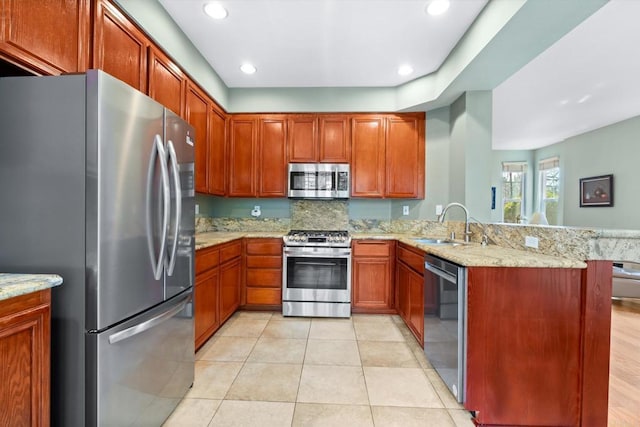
<box><xmin>93</xmin><ymin>0</ymin><xmax>148</xmax><ymax>91</ymax></box>
<box><xmin>288</xmin><ymin>114</ymin><xmax>350</xmax><ymax>163</ymax></box>
<box><xmin>208</xmin><ymin>103</ymin><xmax>227</xmax><ymax>196</ymax></box>
<box><xmin>0</xmin><ymin>0</ymin><xmax>90</xmax><ymax>75</ymax></box>
<box><xmin>319</xmin><ymin>115</ymin><xmax>350</xmax><ymax>163</ymax></box>
<box><xmin>288</xmin><ymin>115</ymin><xmax>318</xmax><ymax>163</ymax></box>
<box><xmin>351</xmin><ymin>115</ymin><xmax>386</xmax><ymax>197</ymax></box>
<box><xmin>148</xmin><ymin>46</ymin><xmax>186</xmax><ymax>117</ymax></box>
<box><xmin>228</xmin><ymin>116</ymin><xmax>257</xmax><ymax>197</ymax></box>
<box><xmin>258</xmin><ymin>116</ymin><xmax>287</xmax><ymax>197</ymax></box>
<box><xmin>386</xmin><ymin>113</ymin><xmax>425</xmax><ymax>198</ymax></box>
<box><xmin>185</xmin><ymin>82</ymin><xmax>210</xmax><ymax>193</ymax></box>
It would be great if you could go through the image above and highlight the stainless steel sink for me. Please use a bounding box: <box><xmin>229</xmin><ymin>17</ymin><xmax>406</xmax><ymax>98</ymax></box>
<box><xmin>413</xmin><ymin>238</ymin><xmax>462</xmax><ymax>246</ymax></box>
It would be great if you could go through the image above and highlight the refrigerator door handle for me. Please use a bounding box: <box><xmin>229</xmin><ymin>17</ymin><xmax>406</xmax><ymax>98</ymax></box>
<box><xmin>108</xmin><ymin>291</ymin><xmax>192</xmax><ymax>344</ymax></box>
<box><xmin>166</xmin><ymin>140</ymin><xmax>182</xmax><ymax>276</ymax></box>
<box><xmin>146</xmin><ymin>134</ymin><xmax>171</xmax><ymax>281</ymax></box>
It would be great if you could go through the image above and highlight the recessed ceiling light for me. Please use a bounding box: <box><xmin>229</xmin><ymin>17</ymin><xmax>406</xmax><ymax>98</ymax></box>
<box><xmin>240</xmin><ymin>63</ymin><xmax>257</xmax><ymax>75</ymax></box>
<box><xmin>203</xmin><ymin>2</ymin><xmax>228</xmax><ymax>20</ymax></box>
<box><xmin>398</xmin><ymin>65</ymin><xmax>414</xmax><ymax>76</ymax></box>
<box><xmin>426</xmin><ymin>0</ymin><xmax>450</xmax><ymax>16</ymax></box>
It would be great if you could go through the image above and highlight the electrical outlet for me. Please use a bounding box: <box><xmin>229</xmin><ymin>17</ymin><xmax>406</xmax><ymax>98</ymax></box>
<box><xmin>402</xmin><ymin>205</ymin><xmax>409</xmax><ymax>216</ymax></box>
<box><xmin>525</xmin><ymin>236</ymin><xmax>539</xmax><ymax>249</ymax></box>
<box><xmin>195</xmin><ymin>204</ymin><xmax>199</xmax><ymax>215</ymax></box>
<box><xmin>435</xmin><ymin>204</ymin><xmax>443</xmax><ymax>215</ymax></box>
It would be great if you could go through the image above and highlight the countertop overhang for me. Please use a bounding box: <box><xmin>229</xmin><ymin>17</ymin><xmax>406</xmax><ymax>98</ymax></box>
<box><xmin>0</xmin><ymin>273</ymin><xmax>63</xmax><ymax>301</ymax></box>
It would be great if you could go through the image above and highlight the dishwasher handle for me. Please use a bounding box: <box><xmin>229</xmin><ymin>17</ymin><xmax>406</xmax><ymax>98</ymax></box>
<box><xmin>425</xmin><ymin>262</ymin><xmax>457</xmax><ymax>283</ymax></box>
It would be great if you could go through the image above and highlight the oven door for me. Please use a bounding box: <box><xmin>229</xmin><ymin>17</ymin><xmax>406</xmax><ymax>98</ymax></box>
<box><xmin>283</xmin><ymin>246</ymin><xmax>351</xmax><ymax>303</ymax></box>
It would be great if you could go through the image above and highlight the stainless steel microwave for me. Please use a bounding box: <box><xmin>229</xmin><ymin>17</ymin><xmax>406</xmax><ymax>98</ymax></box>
<box><xmin>288</xmin><ymin>163</ymin><xmax>350</xmax><ymax>199</ymax></box>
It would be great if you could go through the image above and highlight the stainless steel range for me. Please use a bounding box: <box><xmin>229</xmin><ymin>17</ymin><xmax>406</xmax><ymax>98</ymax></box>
<box><xmin>282</xmin><ymin>230</ymin><xmax>352</xmax><ymax>318</ymax></box>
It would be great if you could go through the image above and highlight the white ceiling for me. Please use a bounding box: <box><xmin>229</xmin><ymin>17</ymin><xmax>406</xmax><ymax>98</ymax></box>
<box><xmin>157</xmin><ymin>0</ymin><xmax>638</xmax><ymax>151</ymax></box>
<box><xmin>493</xmin><ymin>0</ymin><xmax>640</xmax><ymax>150</ymax></box>
<box><xmin>159</xmin><ymin>0</ymin><xmax>487</xmax><ymax>87</ymax></box>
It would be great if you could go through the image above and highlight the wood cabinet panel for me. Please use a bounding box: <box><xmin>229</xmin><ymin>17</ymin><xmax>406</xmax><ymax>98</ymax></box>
<box><xmin>208</xmin><ymin>104</ymin><xmax>226</xmax><ymax>195</ymax></box>
<box><xmin>246</xmin><ymin>256</ymin><xmax>282</xmax><ymax>269</ymax></box>
<box><xmin>246</xmin><ymin>288</ymin><xmax>281</xmax><ymax>306</ymax></box>
<box><xmin>351</xmin><ymin>115</ymin><xmax>385</xmax><ymax>197</ymax></box>
<box><xmin>186</xmin><ymin>82</ymin><xmax>210</xmax><ymax>193</ymax></box>
<box><xmin>194</xmin><ymin>268</ymin><xmax>218</xmax><ymax>350</ymax></box>
<box><xmin>396</xmin><ymin>243</ymin><xmax>424</xmax><ymax>344</ymax></box>
<box><xmin>465</xmin><ymin>267</ymin><xmax>582</xmax><ymax>426</ymax></box>
<box><xmin>408</xmin><ymin>271</ymin><xmax>424</xmax><ymax>342</ymax></box>
<box><xmin>0</xmin><ymin>289</ymin><xmax>51</xmax><ymax>427</ymax></box>
<box><xmin>258</xmin><ymin>117</ymin><xmax>287</xmax><ymax>197</ymax></box>
<box><xmin>288</xmin><ymin>114</ymin><xmax>318</xmax><ymax>163</ymax></box>
<box><xmin>0</xmin><ymin>0</ymin><xmax>90</xmax><ymax>75</ymax></box>
<box><xmin>386</xmin><ymin>114</ymin><xmax>425</xmax><ymax>198</ymax></box>
<box><xmin>319</xmin><ymin>115</ymin><xmax>350</xmax><ymax>163</ymax></box>
<box><xmin>228</xmin><ymin>117</ymin><xmax>257</xmax><ymax>197</ymax></box>
<box><xmin>147</xmin><ymin>46</ymin><xmax>185</xmax><ymax>117</ymax></box>
<box><xmin>195</xmin><ymin>246</ymin><xmax>219</xmax><ymax>275</ymax></box>
<box><xmin>246</xmin><ymin>269</ymin><xmax>282</xmax><ymax>287</ymax></box>
<box><xmin>245</xmin><ymin>240</ymin><xmax>282</xmax><ymax>255</ymax></box>
<box><xmin>93</xmin><ymin>0</ymin><xmax>148</xmax><ymax>91</ymax></box>
<box><xmin>396</xmin><ymin>243</ymin><xmax>425</xmax><ymax>274</ymax></box>
<box><xmin>352</xmin><ymin>240</ymin><xmax>394</xmax><ymax>313</ymax></box>
<box><xmin>220</xmin><ymin>240</ymin><xmax>242</xmax><ymax>264</ymax></box>
<box><xmin>219</xmin><ymin>258</ymin><xmax>241</xmax><ymax>323</ymax></box>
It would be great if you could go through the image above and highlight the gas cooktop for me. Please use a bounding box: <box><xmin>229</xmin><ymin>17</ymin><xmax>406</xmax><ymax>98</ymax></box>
<box><xmin>283</xmin><ymin>230</ymin><xmax>351</xmax><ymax>247</ymax></box>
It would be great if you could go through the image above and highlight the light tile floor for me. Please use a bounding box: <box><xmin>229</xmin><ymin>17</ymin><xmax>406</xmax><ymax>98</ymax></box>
<box><xmin>164</xmin><ymin>311</ymin><xmax>475</xmax><ymax>427</ymax></box>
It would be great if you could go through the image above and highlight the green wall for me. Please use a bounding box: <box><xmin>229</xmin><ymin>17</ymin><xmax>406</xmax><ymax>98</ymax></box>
<box><xmin>534</xmin><ymin>116</ymin><xmax>640</xmax><ymax>229</ymax></box>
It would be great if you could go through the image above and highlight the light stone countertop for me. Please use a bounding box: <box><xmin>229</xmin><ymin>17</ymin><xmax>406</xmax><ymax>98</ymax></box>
<box><xmin>196</xmin><ymin>231</ymin><xmax>586</xmax><ymax>268</ymax></box>
<box><xmin>0</xmin><ymin>273</ymin><xmax>63</xmax><ymax>302</ymax></box>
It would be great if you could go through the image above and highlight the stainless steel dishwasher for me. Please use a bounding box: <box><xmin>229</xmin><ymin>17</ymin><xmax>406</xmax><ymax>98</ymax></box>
<box><xmin>424</xmin><ymin>253</ymin><xmax>467</xmax><ymax>403</ymax></box>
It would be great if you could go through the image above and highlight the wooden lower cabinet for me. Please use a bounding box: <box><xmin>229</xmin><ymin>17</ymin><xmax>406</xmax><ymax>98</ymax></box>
<box><xmin>395</xmin><ymin>243</ymin><xmax>424</xmax><ymax>343</ymax></box>
<box><xmin>351</xmin><ymin>239</ymin><xmax>395</xmax><ymax>313</ymax></box>
<box><xmin>194</xmin><ymin>240</ymin><xmax>241</xmax><ymax>349</ymax></box>
<box><xmin>0</xmin><ymin>289</ymin><xmax>51</xmax><ymax>427</ymax></box>
<box><xmin>243</xmin><ymin>238</ymin><xmax>283</xmax><ymax>308</ymax></box>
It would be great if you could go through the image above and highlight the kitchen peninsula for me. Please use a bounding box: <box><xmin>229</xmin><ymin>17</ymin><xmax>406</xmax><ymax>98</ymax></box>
<box><xmin>0</xmin><ymin>274</ymin><xmax>62</xmax><ymax>426</ymax></box>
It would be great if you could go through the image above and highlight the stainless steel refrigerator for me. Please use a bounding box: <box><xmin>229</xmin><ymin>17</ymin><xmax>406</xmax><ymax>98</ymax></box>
<box><xmin>0</xmin><ymin>70</ymin><xmax>195</xmax><ymax>426</ymax></box>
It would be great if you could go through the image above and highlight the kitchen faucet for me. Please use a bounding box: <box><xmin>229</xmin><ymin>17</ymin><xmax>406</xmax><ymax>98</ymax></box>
<box><xmin>438</xmin><ymin>202</ymin><xmax>471</xmax><ymax>242</ymax></box>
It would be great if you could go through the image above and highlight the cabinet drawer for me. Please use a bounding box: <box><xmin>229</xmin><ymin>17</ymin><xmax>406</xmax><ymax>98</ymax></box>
<box><xmin>195</xmin><ymin>247</ymin><xmax>219</xmax><ymax>274</ymax></box>
<box><xmin>352</xmin><ymin>240</ymin><xmax>393</xmax><ymax>257</ymax></box>
<box><xmin>246</xmin><ymin>269</ymin><xmax>282</xmax><ymax>287</ymax></box>
<box><xmin>246</xmin><ymin>256</ymin><xmax>282</xmax><ymax>269</ymax></box>
<box><xmin>245</xmin><ymin>239</ymin><xmax>282</xmax><ymax>255</ymax></box>
<box><xmin>220</xmin><ymin>240</ymin><xmax>242</xmax><ymax>263</ymax></box>
<box><xmin>246</xmin><ymin>287</ymin><xmax>281</xmax><ymax>305</ymax></box>
<box><xmin>397</xmin><ymin>244</ymin><xmax>424</xmax><ymax>275</ymax></box>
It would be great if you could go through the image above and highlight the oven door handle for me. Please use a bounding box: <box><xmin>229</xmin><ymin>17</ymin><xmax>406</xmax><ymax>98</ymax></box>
<box><xmin>284</xmin><ymin>248</ymin><xmax>352</xmax><ymax>257</ymax></box>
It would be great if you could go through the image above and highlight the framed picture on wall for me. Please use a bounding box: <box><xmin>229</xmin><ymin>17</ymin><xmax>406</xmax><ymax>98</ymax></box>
<box><xmin>580</xmin><ymin>174</ymin><xmax>614</xmax><ymax>207</ymax></box>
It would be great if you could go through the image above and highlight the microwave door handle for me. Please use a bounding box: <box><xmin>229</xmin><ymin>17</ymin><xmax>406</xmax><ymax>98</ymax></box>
<box><xmin>166</xmin><ymin>140</ymin><xmax>181</xmax><ymax>276</ymax></box>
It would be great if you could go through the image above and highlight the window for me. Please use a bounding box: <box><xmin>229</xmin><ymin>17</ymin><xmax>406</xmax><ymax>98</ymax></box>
<box><xmin>538</xmin><ymin>157</ymin><xmax>560</xmax><ymax>225</ymax></box>
<box><xmin>502</xmin><ymin>162</ymin><xmax>527</xmax><ymax>223</ymax></box>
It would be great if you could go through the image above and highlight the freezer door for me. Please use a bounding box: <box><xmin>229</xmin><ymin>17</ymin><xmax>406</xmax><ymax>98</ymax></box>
<box><xmin>87</xmin><ymin>290</ymin><xmax>194</xmax><ymax>427</ymax></box>
<box><xmin>164</xmin><ymin>109</ymin><xmax>196</xmax><ymax>299</ymax></box>
<box><xmin>87</xmin><ymin>71</ymin><xmax>167</xmax><ymax>330</ymax></box>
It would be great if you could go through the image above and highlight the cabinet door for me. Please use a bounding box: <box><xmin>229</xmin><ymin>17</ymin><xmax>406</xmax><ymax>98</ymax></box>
<box><xmin>208</xmin><ymin>103</ymin><xmax>227</xmax><ymax>195</ymax></box>
<box><xmin>219</xmin><ymin>258</ymin><xmax>241</xmax><ymax>323</ymax></box>
<box><xmin>352</xmin><ymin>257</ymin><xmax>392</xmax><ymax>310</ymax></box>
<box><xmin>228</xmin><ymin>117</ymin><xmax>257</xmax><ymax>197</ymax></box>
<box><xmin>319</xmin><ymin>115</ymin><xmax>350</xmax><ymax>163</ymax></box>
<box><xmin>93</xmin><ymin>0</ymin><xmax>148</xmax><ymax>91</ymax></box>
<box><xmin>185</xmin><ymin>82</ymin><xmax>210</xmax><ymax>194</ymax></box>
<box><xmin>396</xmin><ymin>262</ymin><xmax>411</xmax><ymax>321</ymax></box>
<box><xmin>148</xmin><ymin>46</ymin><xmax>186</xmax><ymax>117</ymax></box>
<box><xmin>0</xmin><ymin>0</ymin><xmax>90</xmax><ymax>75</ymax></box>
<box><xmin>0</xmin><ymin>290</ymin><xmax>51</xmax><ymax>427</ymax></box>
<box><xmin>408</xmin><ymin>268</ymin><xmax>424</xmax><ymax>343</ymax></box>
<box><xmin>288</xmin><ymin>114</ymin><xmax>318</xmax><ymax>163</ymax></box>
<box><xmin>351</xmin><ymin>115</ymin><xmax>385</xmax><ymax>197</ymax></box>
<box><xmin>386</xmin><ymin>114</ymin><xmax>425</xmax><ymax>198</ymax></box>
<box><xmin>194</xmin><ymin>268</ymin><xmax>219</xmax><ymax>350</ymax></box>
<box><xmin>258</xmin><ymin>116</ymin><xmax>287</xmax><ymax>197</ymax></box>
